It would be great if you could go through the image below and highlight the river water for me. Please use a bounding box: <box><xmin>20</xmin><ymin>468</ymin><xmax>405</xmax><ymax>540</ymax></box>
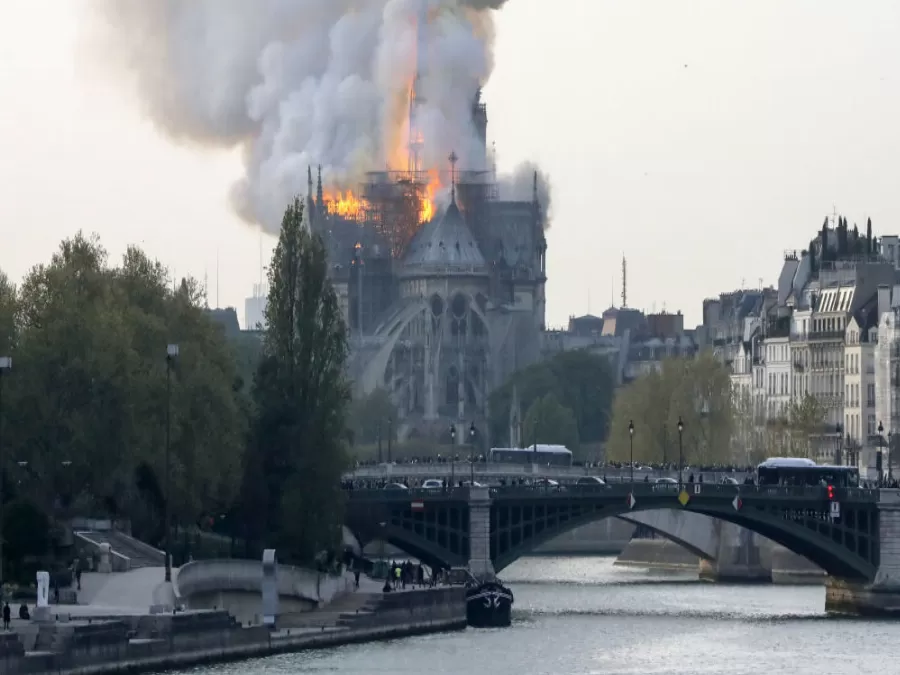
<box><xmin>183</xmin><ymin>557</ymin><xmax>898</xmax><ymax>675</ymax></box>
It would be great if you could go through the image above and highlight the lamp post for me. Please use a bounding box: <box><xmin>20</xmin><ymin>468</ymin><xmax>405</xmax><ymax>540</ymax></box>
<box><xmin>628</xmin><ymin>420</ymin><xmax>635</xmax><ymax>485</ymax></box>
<box><xmin>387</xmin><ymin>417</ymin><xmax>393</xmax><ymax>464</ymax></box>
<box><xmin>376</xmin><ymin>421</ymin><xmax>382</xmax><ymax>464</ymax></box>
<box><xmin>677</xmin><ymin>417</ymin><xmax>684</xmax><ymax>488</ymax></box>
<box><xmin>469</xmin><ymin>422</ymin><xmax>476</xmax><ymax>485</ymax></box>
<box><xmin>0</xmin><ymin>356</ymin><xmax>11</xmax><ymax>586</ymax></box>
<box><xmin>835</xmin><ymin>423</ymin><xmax>843</xmax><ymax>466</ymax></box>
<box><xmin>449</xmin><ymin>424</ymin><xmax>456</xmax><ymax>488</ymax></box>
<box><xmin>164</xmin><ymin>344</ymin><xmax>179</xmax><ymax>583</ymax></box>
<box><xmin>889</xmin><ymin>430</ymin><xmax>894</xmax><ymax>484</ymax></box>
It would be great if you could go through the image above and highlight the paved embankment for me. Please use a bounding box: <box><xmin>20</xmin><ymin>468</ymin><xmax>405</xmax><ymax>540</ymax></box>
<box><xmin>1</xmin><ymin>586</ymin><xmax>466</xmax><ymax>675</ymax></box>
<box><xmin>615</xmin><ymin>538</ymin><xmax>700</xmax><ymax>571</ymax></box>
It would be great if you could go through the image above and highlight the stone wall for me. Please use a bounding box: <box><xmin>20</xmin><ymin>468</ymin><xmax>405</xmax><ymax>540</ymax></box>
<box><xmin>615</xmin><ymin>538</ymin><xmax>700</xmax><ymax>571</ymax></box>
<box><xmin>3</xmin><ymin>590</ymin><xmax>466</xmax><ymax>675</ymax></box>
<box><xmin>175</xmin><ymin>560</ymin><xmax>354</xmax><ymax>625</ymax></box>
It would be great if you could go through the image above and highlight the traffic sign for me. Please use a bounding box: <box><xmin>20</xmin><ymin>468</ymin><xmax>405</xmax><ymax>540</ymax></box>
<box><xmin>693</xmin><ymin>484</ymin><xmax>701</xmax><ymax>495</ymax></box>
<box><xmin>830</xmin><ymin>501</ymin><xmax>840</xmax><ymax>520</ymax></box>
<box><xmin>411</xmin><ymin>501</ymin><xmax>424</xmax><ymax>511</ymax></box>
<box><xmin>678</xmin><ymin>490</ymin><xmax>690</xmax><ymax>506</ymax></box>
<box><xmin>732</xmin><ymin>496</ymin><xmax>742</xmax><ymax>511</ymax></box>
<box><xmin>627</xmin><ymin>493</ymin><xmax>636</xmax><ymax>510</ymax></box>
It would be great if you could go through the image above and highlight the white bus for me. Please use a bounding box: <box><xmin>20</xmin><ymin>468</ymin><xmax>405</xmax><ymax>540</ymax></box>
<box><xmin>489</xmin><ymin>445</ymin><xmax>573</xmax><ymax>467</ymax></box>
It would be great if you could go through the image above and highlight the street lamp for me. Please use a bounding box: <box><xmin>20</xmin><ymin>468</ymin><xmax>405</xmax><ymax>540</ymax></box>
<box><xmin>449</xmin><ymin>424</ymin><xmax>456</xmax><ymax>488</ymax></box>
<box><xmin>0</xmin><ymin>355</ymin><xmax>11</xmax><ymax>586</ymax></box>
<box><xmin>835</xmin><ymin>423</ymin><xmax>843</xmax><ymax>467</ymax></box>
<box><xmin>677</xmin><ymin>417</ymin><xmax>684</xmax><ymax>488</ymax></box>
<box><xmin>387</xmin><ymin>417</ymin><xmax>393</xmax><ymax>464</ymax></box>
<box><xmin>879</xmin><ymin>421</ymin><xmax>885</xmax><ymax>486</ymax></box>
<box><xmin>164</xmin><ymin>344</ymin><xmax>179</xmax><ymax>584</ymax></box>
<box><xmin>628</xmin><ymin>420</ymin><xmax>635</xmax><ymax>485</ymax></box>
<box><xmin>469</xmin><ymin>422</ymin><xmax>476</xmax><ymax>485</ymax></box>
<box><xmin>889</xmin><ymin>430</ymin><xmax>894</xmax><ymax>484</ymax></box>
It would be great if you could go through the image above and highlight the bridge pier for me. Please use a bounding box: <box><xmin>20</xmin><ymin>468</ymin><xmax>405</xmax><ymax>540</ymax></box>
<box><xmin>468</xmin><ymin>487</ymin><xmax>495</xmax><ymax>581</ymax></box>
<box><xmin>698</xmin><ymin>520</ymin><xmax>770</xmax><ymax>583</ymax></box>
<box><xmin>826</xmin><ymin>492</ymin><xmax>900</xmax><ymax>617</ymax></box>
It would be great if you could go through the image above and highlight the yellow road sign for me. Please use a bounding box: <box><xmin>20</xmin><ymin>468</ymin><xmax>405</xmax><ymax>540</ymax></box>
<box><xmin>678</xmin><ymin>490</ymin><xmax>690</xmax><ymax>506</ymax></box>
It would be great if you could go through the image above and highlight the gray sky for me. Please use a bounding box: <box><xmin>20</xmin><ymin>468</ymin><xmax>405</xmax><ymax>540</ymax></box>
<box><xmin>2</xmin><ymin>0</ymin><xmax>899</xmax><ymax>328</ymax></box>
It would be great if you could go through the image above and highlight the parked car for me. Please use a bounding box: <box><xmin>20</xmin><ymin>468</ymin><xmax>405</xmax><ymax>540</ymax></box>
<box><xmin>575</xmin><ymin>476</ymin><xmax>607</xmax><ymax>487</ymax></box>
<box><xmin>384</xmin><ymin>482</ymin><xmax>409</xmax><ymax>490</ymax></box>
<box><xmin>422</xmin><ymin>479</ymin><xmax>444</xmax><ymax>489</ymax></box>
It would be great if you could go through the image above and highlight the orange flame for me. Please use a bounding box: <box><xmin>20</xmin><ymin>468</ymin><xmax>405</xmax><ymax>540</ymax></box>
<box><xmin>420</xmin><ymin>169</ymin><xmax>441</xmax><ymax>223</ymax></box>
<box><xmin>324</xmin><ymin>190</ymin><xmax>363</xmax><ymax>219</ymax></box>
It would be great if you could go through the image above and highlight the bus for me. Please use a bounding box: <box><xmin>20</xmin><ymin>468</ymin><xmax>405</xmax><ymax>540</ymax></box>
<box><xmin>489</xmin><ymin>445</ymin><xmax>573</xmax><ymax>467</ymax></box>
<box><xmin>756</xmin><ymin>457</ymin><xmax>859</xmax><ymax>488</ymax></box>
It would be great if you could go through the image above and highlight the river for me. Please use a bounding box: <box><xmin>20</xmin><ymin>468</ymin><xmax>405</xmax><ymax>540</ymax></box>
<box><xmin>182</xmin><ymin>556</ymin><xmax>897</xmax><ymax>675</ymax></box>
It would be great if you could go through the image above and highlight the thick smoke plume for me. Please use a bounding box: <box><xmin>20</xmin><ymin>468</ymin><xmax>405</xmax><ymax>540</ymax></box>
<box><xmin>83</xmin><ymin>0</ymin><xmax>549</xmax><ymax>231</ymax></box>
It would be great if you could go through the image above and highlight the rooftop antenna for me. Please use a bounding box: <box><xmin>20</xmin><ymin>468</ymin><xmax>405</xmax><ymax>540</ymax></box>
<box><xmin>449</xmin><ymin>150</ymin><xmax>458</xmax><ymax>202</ymax></box>
<box><xmin>621</xmin><ymin>255</ymin><xmax>627</xmax><ymax>308</ymax></box>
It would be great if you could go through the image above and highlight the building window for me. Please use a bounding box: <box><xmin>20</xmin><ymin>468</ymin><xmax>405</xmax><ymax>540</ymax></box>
<box><xmin>867</xmin><ymin>383</ymin><xmax>876</xmax><ymax>408</ymax></box>
<box><xmin>868</xmin><ymin>415</ymin><xmax>876</xmax><ymax>436</ymax></box>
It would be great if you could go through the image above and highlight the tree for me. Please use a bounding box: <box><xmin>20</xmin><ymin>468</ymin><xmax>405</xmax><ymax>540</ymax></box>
<box><xmin>607</xmin><ymin>352</ymin><xmax>734</xmax><ymax>465</ymax></box>
<box><xmin>348</xmin><ymin>388</ymin><xmax>397</xmax><ymax>446</ymax></box>
<box><xmin>244</xmin><ymin>199</ymin><xmax>351</xmax><ymax>563</ymax></box>
<box><xmin>522</xmin><ymin>393</ymin><xmax>579</xmax><ymax>451</ymax></box>
<box><xmin>489</xmin><ymin>350</ymin><xmax>615</xmax><ymax>447</ymax></box>
<box><xmin>784</xmin><ymin>394</ymin><xmax>826</xmax><ymax>458</ymax></box>
<box><xmin>5</xmin><ymin>234</ymin><xmax>246</xmax><ymax>543</ymax></box>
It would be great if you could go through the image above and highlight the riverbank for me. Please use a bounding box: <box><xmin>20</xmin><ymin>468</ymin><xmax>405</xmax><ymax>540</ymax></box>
<box><xmin>2</xmin><ymin>586</ymin><xmax>467</xmax><ymax>675</ymax></box>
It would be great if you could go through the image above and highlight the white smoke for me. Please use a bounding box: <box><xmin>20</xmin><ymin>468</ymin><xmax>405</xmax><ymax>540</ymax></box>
<box><xmin>498</xmin><ymin>162</ymin><xmax>554</xmax><ymax>228</ymax></box>
<box><xmin>83</xmin><ymin>0</ymin><xmax>547</xmax><ymax>231</ymax></box>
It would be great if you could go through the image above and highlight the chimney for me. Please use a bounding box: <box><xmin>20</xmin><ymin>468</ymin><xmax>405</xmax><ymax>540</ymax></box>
<box><xmin>878</xmin><ymin>284</ymin><xmax>891</xmax><ymax>318</ymax></box>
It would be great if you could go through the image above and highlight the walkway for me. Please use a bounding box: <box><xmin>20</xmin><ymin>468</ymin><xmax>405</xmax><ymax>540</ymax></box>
<box><xmin>77</xmin><ymin>566</ymin><xmax>174</xmax><ymax>610</ymax></box>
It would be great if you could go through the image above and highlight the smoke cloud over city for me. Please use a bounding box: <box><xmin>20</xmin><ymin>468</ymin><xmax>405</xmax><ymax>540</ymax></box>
<box><xmin>84</xmin><ymin>0</ymin><xmax>550</xmax><ymax>231</ymax></box>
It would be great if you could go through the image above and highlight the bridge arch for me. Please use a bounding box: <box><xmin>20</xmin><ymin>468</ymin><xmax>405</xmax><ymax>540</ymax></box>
<box><xmin>490</xmin><ymin>502</ymin><xmax>876</xmax><ymax>581</ymax></box>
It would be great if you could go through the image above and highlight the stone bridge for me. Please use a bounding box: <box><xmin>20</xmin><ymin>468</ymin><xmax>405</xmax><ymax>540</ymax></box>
<box><xmin>346</xmin><ymin>483</ymin><xmax>900</xmax><ymax>615</ymax></box>
<box><xmin>345</xmin><ymin>463</ymin><xmax>751</xmax><ymax>485</ymax></box>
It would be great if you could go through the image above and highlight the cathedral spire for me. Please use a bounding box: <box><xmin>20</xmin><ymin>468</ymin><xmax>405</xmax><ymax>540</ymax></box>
<box><xmin>448</xmin><ymin>150</ymin><xmax>458</xmax><ymax>203</ymax></box>
<box><xmin>316</xmin><ymin>165</ymin><xmax>324</xmax><ymax>207</ymax></box>
<box><xmin>307</xmin><ymin>166</ymin><xmax>313</xmax><ymax>200</ymax></box>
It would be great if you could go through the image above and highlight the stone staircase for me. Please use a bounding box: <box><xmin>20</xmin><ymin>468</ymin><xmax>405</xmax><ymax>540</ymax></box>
<box><xmin>75</xmin><ymin>530</ymin><xmax>165</xmax><ymax>569</ymax></box>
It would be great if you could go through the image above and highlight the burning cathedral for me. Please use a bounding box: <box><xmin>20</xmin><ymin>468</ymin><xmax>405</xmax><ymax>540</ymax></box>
<box><xmin>306</xmin><ymin>86</ymin><xmax>547</xmax><ymax>442</ymax></box>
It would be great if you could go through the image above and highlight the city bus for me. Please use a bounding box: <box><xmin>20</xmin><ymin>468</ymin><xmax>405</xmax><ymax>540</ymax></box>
<box><xmin>489</xmin><ymin>445</ymin><xmax>573</xmax><ymax>467</ymax></box>
<box><xmin>756</xmin><ymin>457</ymin><xmax>859</xmax><ymax>488</ymax></box>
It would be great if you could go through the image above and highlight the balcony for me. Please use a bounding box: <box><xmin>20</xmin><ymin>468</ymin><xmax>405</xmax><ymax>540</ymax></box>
<box><xmin>808</xmin><ymin>330</ymin><xmax>845</xmax><ymax>341</ymax></box>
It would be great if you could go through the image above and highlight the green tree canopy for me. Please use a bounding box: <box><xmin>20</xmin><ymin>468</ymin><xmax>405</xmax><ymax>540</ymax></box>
<box><xmin>490</xmin><ymin>350</ymin><xmax>615</xmax><ymax>448</ymax></box>
<box><xmin>1</xmin><ymin>234</ymin><xmax>246</xmax><ymax>547</ymax></box>
<box><xmin>607</xmin><ymin>352</ymin><xmax>734</xmax><ymax>465</ymax></box>
<box><xmin>349</xmin><ymin>388</ymin><xmax>397</xmax><ymax>446</ymax></box>
<box><xmin>523</xmin><ymin>393</ymin><xmax>579</xmax><ymax>451</ymax></box>
<box><xmin>243</xmin><ymin>199</ymin><xmax>351</xmax><ymax>564</ymax></box>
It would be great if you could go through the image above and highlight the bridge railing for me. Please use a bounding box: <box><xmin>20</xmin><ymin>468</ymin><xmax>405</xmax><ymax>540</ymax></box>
<box><xmin>345</xmin><ymin>463</ymin><xmax>751</xmax><ymax>484</ymax></box>
<box><xmin>345</xmin><ymin>483</ymin><xmax>881</xmax><ymax>503</ymax></box>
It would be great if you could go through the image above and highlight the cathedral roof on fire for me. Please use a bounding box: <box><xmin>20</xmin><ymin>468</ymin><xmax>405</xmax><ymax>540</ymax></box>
<box><xmin>401</xmin><ymin>199</ymin><xmax>487</xmax><ymax>275</ymax></box>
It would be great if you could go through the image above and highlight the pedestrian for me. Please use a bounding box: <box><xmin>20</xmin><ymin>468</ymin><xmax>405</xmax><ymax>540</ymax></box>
<box><xmin>354</xmin><ymin>569</ymin><xmax>360</xmax><ymax>589</ymax></box>
<box><xmin>2</xmin><ymin>602</ymin><xmax>10</xmax><ymax>630</ymax></box>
